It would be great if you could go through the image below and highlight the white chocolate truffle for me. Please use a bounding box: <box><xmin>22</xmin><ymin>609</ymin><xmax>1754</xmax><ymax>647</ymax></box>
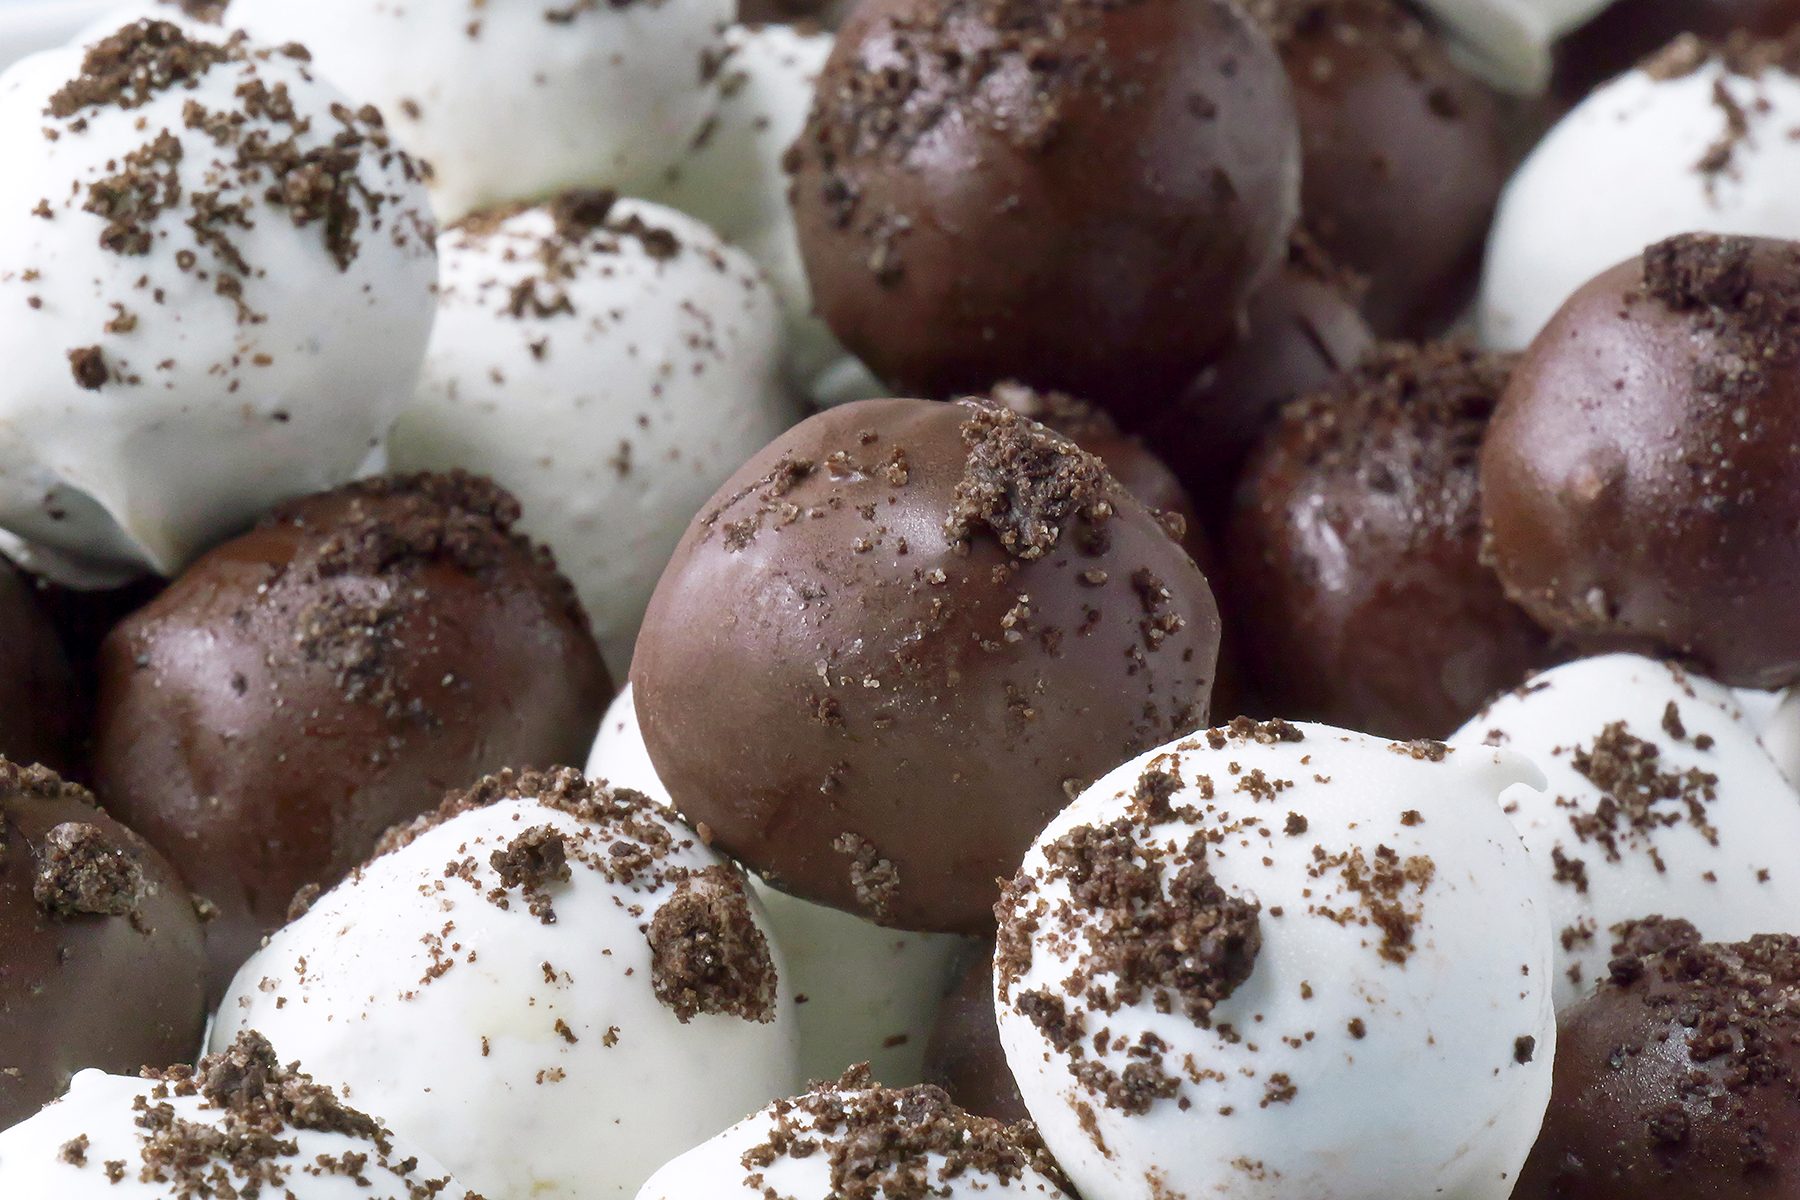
<box><xmin>589</xmin><ymin>684</ymin><xmax>966</xmax><ymax>1085</ymax></box>
<box><xmin>636</xmin><ymin>1069</ymin><xmax>1070</xmax><ymax>1200</ymax></box>
<box><xmin>224</xmin><ymin>0</ymin><xmax>732</xmax><ymax>221</ymax></box>
<box><xmin>1452</xmin><ymin>655</ymin><xmax>1800</xmax><ymax>1008</ymax></box>
<box><xmin>995</xmin><ymin>720</ymin><xmax>1555</xmax><ymax>1200</ymax></box>
<box><xmin>0</xmin><ymin>1033</ymin><xmax>475</xmax><ymax>1200</ymax></box>
<box><xmin>1409</xmin><ymin>0</ymin><xmax>1618</xmax><ymax>92</ymax></box>
<box><xmin>651</xmin><ymin>24</ymin><xmax>859</xmax><ymax>403</ymax></box>
<box><xmin>389</xmin><ymin>195</ymin><xmax>799</xmax><ymax>669</ymax></box>
<box><xmin>1480</xmin><ymin>48</ymin><xmax>1800</xmax><ymax>350</ymax></box>
<box><xmin>215</xmin><ymin>768</ymin><xmax>802</xmax><ymax>1200</ymax></box>
<box><xmin>0</xmin><ymin>19</ymin><xmax>436</xmax><ymax>582</ymax></box>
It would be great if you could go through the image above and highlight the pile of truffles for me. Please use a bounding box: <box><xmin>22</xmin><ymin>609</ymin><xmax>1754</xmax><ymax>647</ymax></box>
<box><xmin>5</xmin><ymin>2</ymin><xmax>1800</xmax><ymax>1199</ymax></box>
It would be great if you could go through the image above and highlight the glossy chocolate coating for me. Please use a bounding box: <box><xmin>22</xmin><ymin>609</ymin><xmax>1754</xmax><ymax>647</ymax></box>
<box><xmin>790</xmin><ymin>0</ymin><xmax>1300</xmax><ymax>413</ymax></box>
<box><xmin>1251</xmin><ymin>0</ymin><xmax>1508</xmax><ymax>337</ymax></box>
<box><xmin>924</xmin><ymin>943</ymin><xmax>1029</xmax><ymax>1123</ymax></box>
<box><xmin>94</xmin><ymin>474</ymin><xmax>611</xmax><ymax>990</ymax></box>
<box><xmin>1555</xmin><ymin>2</ymin><xmax>1800</xmax><ymax>102</ymax></box>
<box><xmin>1145</xmin><ymin>235</ymin><xmax>1375</xmax><ymax>530</ymax></box>
<box><xmin>1483</xmin><ymin>234</ymin><xmax>1800</xmax><ymax>689</ymax></box>
<box><xmin>1229</xmin><ymin>342</ymin><xmax>1553</xmax><ymax>739</ymax></box>
<box><xmin>0</xmin><ymin>560</ymin><xmax>79</xmax><ymax>774</ymax></box>
<box><xmin>0</xmin><ymin>760</ymin><xmax>206</xmax><ymax>1128</ymax></box>
<box><xmin>632</xmin><ymin>398</ymin><xmax>1221</xmax><ymax>932</ymax></box>
<box><xmin>1516</xmin><ymin>930</ymin><xmax>1800</xmax><ymax>1199</ymax></box>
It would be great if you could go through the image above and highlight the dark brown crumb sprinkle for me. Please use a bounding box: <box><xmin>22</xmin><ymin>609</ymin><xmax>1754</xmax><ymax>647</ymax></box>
<box><xmin>832</xmin><ymin>832</ymin><xmax>900</xmax><ymax>923</ymax></box>
<box><xmin>285</xmin><ymin>882</ymin><xmax>322</xmax><ymax>923</ymax></box>
<box><xmin>1514</xmin><ymin>1035</ymin><xmax>1536</xmax><ymax>1064</ymax></box>
<box><xmin>0</xmin><ymin>757</ymin><xmax>97</xmax><ymax>810</ymax></box>
<box><xmin>647</xmin><ymin>865</ymin><xmax>779</xmax><ymax>1024</ymax></box>
<box><xmin>1565</xmin><ymin>720</ymin><xmax>1720</xmax><ymax>862</ymax></box>
<box><xmin>34</xmin><ymin>822</ymin><xmax>147</xmax><ymax>918</ymax></box>
<box><xmin>738</xmin><ymin>1066</ymin><xmax>1067</xmax><ymax>1200</ymax></box>
<box><xmin>1643</xmin><ymin>233</ymin><xmax>1755</xmax><ymax>311</ymax></box>
<box><xmin>1306</xmin><ymin>843</ymin><xmax>1435</xmax><ymax>965</ymax></box>
<box><xmin>1201</xmin><ymin>716</ymin><xmax>1307</xmax><ymax>750</ymax></box>
<box><xmin>59</xmin><ymin>1134</ymin><xmax>90</xmax><ymax>1165</ymax></box>
<box><xmin>489</xmin><ymin>825</ymin><xmax>572</xmax><ymax>925</ymax></box>
<box><xmin>944</xmin><ymin>401</ymin><xmax>1115</xmax><ymax>560</ymax></box>
<box><xmin>1599</xmin><ymin>933</ymin><xmax>1800</xmax><ymax>1173</ymax></box>
<box><xmin>68</xmin><ymin>345</ymin><xmax>110</xmax><ymax>390</ymax></box>
<box><xmin>45</xmin><ymin>20</ymin><xmax>229</xmax><ymax>118</ymax></box>
<box><xmin>1609</xmin><ymin>914</ymin><xmax>1703</xmax><ymax>964</ymax></box>
<box><xmin>120</xmin><ymin>1030</ymin><xmax>456</xmax><ymax>1199</ymax></box>
<box><xmin>1284</xmin><ymin>813</ymin><xmax>1309</xmax><ymax>836</ymax></box>
<box><xmin>1632</xmin><ymin>233</ymin><xmax>1800</xmax><ymax>407</ymax></box>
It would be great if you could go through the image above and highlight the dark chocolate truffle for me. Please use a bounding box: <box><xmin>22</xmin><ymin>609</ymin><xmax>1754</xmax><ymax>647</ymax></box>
<box><xmin>1247</xmin><ymin>0</ymin><xmax>1509</xmax><ymax>336</ymax></box>
<box><xmin>1555</xmin><ymin>1</ymin><xmax>1800</xmax><ymax>102</ymax></box>
<box><xmin>0</xmin><ymin>759</ymin><xmax>206</xmax><ymax>1128</ymax></box>
<box><xmin>632</xmin><ymin>398</ymin><xmax>1221</xmax><ymax>932</ymax></box>
<box><xmin>789</xmin><ymin>0</ymin><xmax>1300</xmax><ymax>411</ymax></box>
<box><xmin>1145</xmin><ymin>234</ymin><xmax>1376</xmax><ymax>529</ymax></box>
<box><xmin>1516</xmin><ymin>928</ymin><xmax>1800</xmax><ymax>1200</ymax></box>
<box><xmin>924</xmin><ymin>943</ymin><xmax>1029</xmax><ymax>1123</ymax></box>
<box><xmin>0</xmin><ymin>560</ymin><xmax>79</xmax><ymax>774</ymax></box>
<box><xmin>93</xmin><ymin>473</ymin><xmax>611</xmax><ymax>990</ymax></box>
<box><xmin>1483</xmin><ymin>233</ymin><xmax>1800</xmax><ymax>689</ymax></box>
<box><xmin>1229</xmin><ymin>342</ymin><xmax>1554</xmax><ymax>739</ymax></box>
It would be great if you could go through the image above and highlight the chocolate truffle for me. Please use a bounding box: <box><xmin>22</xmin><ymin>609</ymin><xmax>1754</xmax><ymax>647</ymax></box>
<box><xmin>631</xmin><ymin>398</ymin><xmax>1222</xmax><ymax>933</ymax></box>
<box><xmin>1515</xmin><ymin>929</ymin><xmax>1800</xmax><ymax>1199</ymax></box>
<box><xmin>788</xmin><ymin>0</ymin><xmax>1300</xmax><ymax>411</ymax></box>
<box><xmin>1145</xmin><ymin>234</ymin><xmax>1376</xmax><ymax>529</ymax></box>
<box><xmin>0</xmin><ymin>759</ymin><xmax>206</xmax><ymax>1129</ymax></box>
<box><xmin>0</xmin><ymin>559</ymin><xmax>79</xmax><ymax>773</ymax></box>
<box><xmin>1248</xmin><ymin>0</ymin><xmax>1509</xmax><ymax>336</ymax></box>
<box><xmin>924</xmin><ymin>944</ymin><xmax>1029</xmax><ymax>1123</ymax></box>
<box><xmin>1228</xmin><ymin>342</ymin><xmax>1553</xmax><ymax>739</ymax></box>
<box><xmin>93</xmin><ymin>473</ymin><xmax>611</xmax><ymax>989</ymax></box>
<box><xmin>1555</xmin><ymin>2</ymin><xmax>1800</xmax><ymax>101</ymax></box>
<box><xmin>1483</xmin><ymin>234</ymin><xmax>1800</xmax><ymax>689</ymax></box>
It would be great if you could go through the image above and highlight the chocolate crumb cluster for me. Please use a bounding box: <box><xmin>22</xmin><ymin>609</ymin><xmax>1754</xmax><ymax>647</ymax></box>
<box><xmin>945</xmin><ymin>404</ymin><xmax>1115</xmax><ymax>560</ymax></box>
<box><xmin>739</xmin><ymin>1067</ymin><xmax>1066</xmax><ymax>1200</ymax></box>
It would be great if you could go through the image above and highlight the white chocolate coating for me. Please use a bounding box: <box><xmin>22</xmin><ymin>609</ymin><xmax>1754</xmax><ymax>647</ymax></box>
<box><xmin>637</xmin><ymin>1077</ymin><xmax>1070</xmax><ymax>1200</ymax></box>
<box><xmin>588</xmin><ymin>684</ymin><xmax>967</xmax><ymax>1085</ymax></box>
<box><xmin>388</xmin><ymin>198</ymin><xmax>800</xmax><ymax>669</ymax></box>
<box><xmin>0</xmin><ymin>18</ymin><xmax>436</xmax><ymax>582</ymax></box>
<box><xmin>0</xmin><ymin>1060</ymin><xmax>473</xmax><ymax>1199</ymax></box>
<box><xmin>1410</xmin><ymin>0</ymin><xmax>1618</xmax><ymax>92</ymax></box>
<box><xmin>649</xmin><ymin>23</ymin><xmax>871</xmax><ymax>405</ymax></box>
<box><xmin>996</xmin><ymin>722</ymin><xmax>1555</xmax><ymax>1200</ymax></box>
<box><xmin>1480</xmin><ymin>57</ymin><xmax>1800</xmax><ymax>350</ymax></box>
<box><xmin>215</xmin><ymin>773</ymin><xmax>802</xmax><ymax>1200</ymax></box>
<box><xmin>224</xmin><ymin>0</ymin><xmax>733</xmax><ymax>221</ymax></box>
<box><xmin>1453</xmin><ymin>655</ymin><xmax>1800</xmax><ymax>1008</ymax></box>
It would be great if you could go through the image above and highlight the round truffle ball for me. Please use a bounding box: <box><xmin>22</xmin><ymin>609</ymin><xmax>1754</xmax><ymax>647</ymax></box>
<box><xmin>0</xmin><ymin>19</ymin><xmax>437</xmax><ymax>583</ymax></box>
<box><xmin>1251</xmin><ymin>0</ymin><xmax>1510</xmax><ymax>336</ymax></box>
<box><xmin>923</xmin><ymin>945</ymin><xmax>1030</xmax><ymax>1124</ymax></box>
<box><xmin>0</xmin><ymin>559</ymin><xmax>78</xmax><ymax>772</ymax></box>
<box><xmin>994</xmin><ymin>720</ymin><xmax>1555</xmax><ymax>1200</ymax></box>
<box><xmin>788</xmin><ymin>0</ymin><xmax>1300</xmax><ymax>411</ymax></box>
<box><xmin>0</xmin><ymin>1033</ymin><xmax>476</xmax><ymax>1200</ymax></box>
<box><xmin>1228</xmin><ymin>341</ymin><xmax>1553</xmax><ymax>739</ymax></box>
<box><xmin>1452</xmin><ymin>655</ymin><xmax>1800</xmax><ymax>1008</ymax></box>
<box><xmin>1555</xmin><ymin>3</ymin><xmax>1800</xmax><ymax>101</ymax></box>
<box><xmin>632</xmin><ymin>398</ymin><xmax>1223</xmax><ymax>933</ymax></box>
<box><xmin>0</xmin><ymin>760</ymin><xmax>206</xmax><ymax>1129</ymax></box>
<box><xmin>639</xmin><ymin>1069</ymin><xmax>1069</xmax><ymax>1200</ymax></box>
<box><xmin>1515</xmin><ymin>931</ymin><xmax>1800</xmax><ymax>1200</ymax></box>
<box><xmin>1481</xmin><ymin>39</ymin><xmax>1800</xmax><ymax>351</ymax></box>
<box><xmin>216</xmin><ymin>769</ymin><xmax>801</xmax><ymax>1200</ymax></box>
<box><xmin>1483</xmin><ymin>234</ymin><xmax>1800</xmax><ymax>687</ymax></box>
<box><xmin>587</xmin><ymin>684</ymin><xmax>967</xmax><ymax>1085</ymax></box>
<box><xmin>93</xmin><ymin>473</ymin><xmax>611</xmax><ymax>990</ymax></box>
<box><xmin>225</xmin><ymin>0</ymin><xmax>732</xmax><ymax>220</ymax></box>
<box><xmin>389</xmin><ymin>193</ymin><xmax>800</xmax><ymax>669</ymax></box>
<box><xmin>1146</xmin><ymin>235</ymin><xmax>1375</xmax><ymax>530</ymax></box>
